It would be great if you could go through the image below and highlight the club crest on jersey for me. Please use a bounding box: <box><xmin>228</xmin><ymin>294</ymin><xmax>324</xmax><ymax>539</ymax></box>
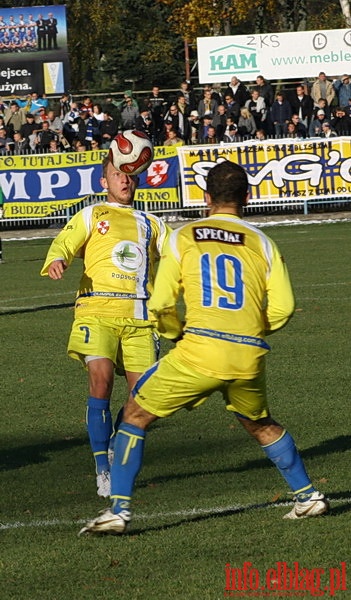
<box><xmin>97</xmin><ymin>220</ymin><xmax>110</xmax><ymax>235</ymax></box>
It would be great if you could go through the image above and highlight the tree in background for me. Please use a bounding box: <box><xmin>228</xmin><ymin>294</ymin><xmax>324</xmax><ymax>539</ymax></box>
<box><xmin>0</xmin><ymin>0</ymin><xmax>348</xmax><ymax>93</ymax></box>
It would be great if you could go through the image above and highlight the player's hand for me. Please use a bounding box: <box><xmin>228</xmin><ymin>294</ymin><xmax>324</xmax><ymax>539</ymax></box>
<box><xmin>47</xmin><ymin>259</ymin><xmax>68</xmax><ymax>280</ymax></box>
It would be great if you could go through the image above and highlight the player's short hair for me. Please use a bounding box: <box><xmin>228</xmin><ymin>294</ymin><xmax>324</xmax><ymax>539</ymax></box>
<box><xmin>102</xmin><ymin>155</ymin><xmax>112</xmax><ymax>178</ymax></box>
<box><xmin>206</xmin><ymin>161</ymin><xmax>248</xmax><ymax>206</ymax></box>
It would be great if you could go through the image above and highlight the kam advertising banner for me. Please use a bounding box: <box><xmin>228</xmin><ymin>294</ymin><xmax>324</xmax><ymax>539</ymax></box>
<box><xmin>177</xmin><ymin>138</ymin><xmax>351</xmax><ymax>207</ymax></box>
<box><xmin>197</xmin><ymin>29</ymin><xmax>351</xmax><ymax>83</ymax></box>
<box><xmin>0</xmin><ymin>4</ymin><xmax>70</xmax><ymax>96</ymax></box>
<box><xmin>0</xmin><ymin>146</ymin><xmax>179</xmax><ymax>219</ymax></box>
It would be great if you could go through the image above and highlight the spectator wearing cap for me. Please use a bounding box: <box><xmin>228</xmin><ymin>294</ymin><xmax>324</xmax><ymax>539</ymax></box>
<box><xmin>188</xmin><ymin>109</ymin><xmax>200</xmax><ymax>144</ymax></box>
<box><xmin>4</xmin><ymin>101</ymin><xmax>26</xmax><ymax>135</ymax></box>
<box><xmin>309</xmin><ymin>109</ymin><xmax>328</xmax><ymax>137</ymax></box>
<box><xmin>198</xmin><ymin>113</ymin><xmax>214</xmax><ymax>143</ymax></box>
<box><xmin>333</xmin><ymin>75</ymin><xmax>351</xmax><ymax>109</ymax></box>
<box><xmin>223</xmin><ymin>120</ymin><xmax>240</xmax><ymax>143</ymax></box>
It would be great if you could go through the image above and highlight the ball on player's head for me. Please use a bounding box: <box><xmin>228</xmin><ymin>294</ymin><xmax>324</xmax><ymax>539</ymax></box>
<box><xmin>109</xmin><ymin>130</ymin><xmax>154</xmax><ymax>176</ymax></box>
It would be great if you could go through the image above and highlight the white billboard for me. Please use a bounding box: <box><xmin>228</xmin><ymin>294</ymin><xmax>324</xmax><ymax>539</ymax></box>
<box><xmin>197</xmin><ymin>29</ymin><xmax>351</xmax><ymax>83</ymax></box>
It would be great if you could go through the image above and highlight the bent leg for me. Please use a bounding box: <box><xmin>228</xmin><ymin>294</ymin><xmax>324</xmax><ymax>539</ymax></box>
<box><xmin>236</xmin><ymin>415</ymin><xmax>316</xmax><ymax>499</ymax></box>
<box><xmin>111</xmin><ymin>395</ymin><xmax>158</xmax><ymax>514</ymax></box>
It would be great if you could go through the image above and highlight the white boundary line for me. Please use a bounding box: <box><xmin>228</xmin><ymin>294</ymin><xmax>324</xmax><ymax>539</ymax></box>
<box><xmin>0</xmin><ymin>496</ymin><xmax>349</xmax><ymax>531</ymax></box>
<box><xmin>1</xmin><ymin>216</ymin><xmax>351</xmax><ymax>244</ymax></box>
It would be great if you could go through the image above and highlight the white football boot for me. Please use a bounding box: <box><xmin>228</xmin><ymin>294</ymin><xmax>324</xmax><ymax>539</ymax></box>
<box><xmin>79</xmin><ymin>509</ymin><xmax>131</xmax><ymax>536</ymax></box>
<box><xmin>283</xmin><ymin>491</ymin><xmax>330</xmax><ymax>519</ymax></box>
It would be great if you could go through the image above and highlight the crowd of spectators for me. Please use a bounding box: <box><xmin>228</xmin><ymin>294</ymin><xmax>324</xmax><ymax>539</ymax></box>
<box><xmin>2</xmin><ymin>71</ymin><xmax>351</xmax><ymax>156</ymax></box>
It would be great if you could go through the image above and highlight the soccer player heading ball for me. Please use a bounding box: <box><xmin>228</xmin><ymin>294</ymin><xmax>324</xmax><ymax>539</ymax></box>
<box><xmin>80</xmin><ymin>160</ymin><xmax>329</xmax><ymax>536</ymax></box>
<box><xmin>41</xmin><ymin>155</ymin><xmax>171</xmax><ymax>498</ymax></box>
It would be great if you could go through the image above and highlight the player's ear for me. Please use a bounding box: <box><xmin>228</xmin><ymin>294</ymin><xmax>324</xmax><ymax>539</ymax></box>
<box><xmin>100</xmin><ymin>176</ymin><xmax>107</xmax><ymax>191</ymax></box>
<box><xmin>204</xmin><ymin>191</ymin><xmax>212</xmax><ymax>207</ymax></box>
<box><xmin>243</xmin><ymin>191</ymin><xmax>250</xmax><ymax>206</ymax></box>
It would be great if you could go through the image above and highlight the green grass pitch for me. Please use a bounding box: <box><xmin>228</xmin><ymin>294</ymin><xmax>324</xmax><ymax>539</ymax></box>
<box><xmin>0</xmin><ymin>222</ymin><xmax>350</xmax><ymax>599</ymax></box>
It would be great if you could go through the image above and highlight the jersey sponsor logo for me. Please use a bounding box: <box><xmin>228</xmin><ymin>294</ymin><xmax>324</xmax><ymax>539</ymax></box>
<box><xmin>97</xmin><ymin>220</ymin><xmax>110</xmax><ymax>235</ymax></box>
<box><xmin>111</xmin><ymin>240</ymin><xmax>144</xmax><ymax>273</ymax></box>
<box><xmin>193</xmin><ymin>226</ymin><xmax>245</xmax><ymax>245</ymax></box>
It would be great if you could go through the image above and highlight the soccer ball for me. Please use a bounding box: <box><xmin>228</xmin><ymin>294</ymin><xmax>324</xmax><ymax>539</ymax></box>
<box><xmin>109</xmin><ymin>130</ymin><xmax>154</xmax><ymax>176</ymax></box>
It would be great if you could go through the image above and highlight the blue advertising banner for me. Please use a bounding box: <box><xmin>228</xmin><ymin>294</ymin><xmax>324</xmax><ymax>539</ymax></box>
<box><xmin>0</xmin><ymin>147</ymin><xmax>180</xmax><ymax>218</ymax></box>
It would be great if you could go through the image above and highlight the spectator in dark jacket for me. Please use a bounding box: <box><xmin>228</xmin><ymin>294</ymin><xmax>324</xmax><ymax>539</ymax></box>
<box><xmin>331</xmin><ymin>107</ymin><xmax>351</xmax><ymax>136</ymax></box>
<box><xmin>99</xmin><ymin>112</ymin><xmax>118</xmax><ymax>149</ymax></box>
<box><xmin>270</xmin><ymin>92</ymin><xmax>292</xmax><ymax>137</ymax></box>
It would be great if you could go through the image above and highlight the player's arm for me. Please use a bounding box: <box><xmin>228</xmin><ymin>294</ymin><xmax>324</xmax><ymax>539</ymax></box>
<box><xmin>149</xmin><ymin>231</ymin><xmax>184</xmax><ymax>341</ymax></box>
<box><xmin>40</xmin><ymin>206</ymin><xmax>92</xmax><ymax>279</ymax></box>
<box><xmin>264</xmin><ymin>240</ymin><xmax>295</xmax><ymax>334</ymax></box>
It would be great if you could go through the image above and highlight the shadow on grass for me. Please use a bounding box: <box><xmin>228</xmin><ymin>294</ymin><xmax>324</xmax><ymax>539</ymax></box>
<box><xmin>0</xmin><ymin>436</ymin><xmax>87</xmax><ymax>471</ymax></box>
<box><xmin>138</xmin><ymin>434</ymin><xmax>351</xmax><ymax>488</ymax></box>
<box><xmin>125</xmin><ymin>491</ymin><xmax>351</xmax><ymax>536</ymax></box>
<box><xmin>0</xmin><ymin>302</ymin><xmax>74</xmax><ymax>316</ymax></box>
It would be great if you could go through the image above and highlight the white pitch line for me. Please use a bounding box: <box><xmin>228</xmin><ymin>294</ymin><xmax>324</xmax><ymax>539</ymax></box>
<box><xmin>0</xmin><ymin>496</ymin><xmax>349</xmax><ymax>531</ymax></box>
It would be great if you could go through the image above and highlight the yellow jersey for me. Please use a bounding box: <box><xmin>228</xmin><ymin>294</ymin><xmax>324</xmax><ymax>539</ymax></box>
<box><xmin>41</xmin><ymin>202</ymin><xmax>170</xmax><ymax>321</ymax></box>
<box><xmin>149</xmin><ymin>214</ymin><xmax>295</xmax><ymax>379</ymax></box>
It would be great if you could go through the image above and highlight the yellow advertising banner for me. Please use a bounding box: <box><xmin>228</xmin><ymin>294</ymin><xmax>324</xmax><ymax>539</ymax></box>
<box><xmin>177</xmin><ymin>137</ymin><xmax>351</xmax><ymax>206</ymax></box>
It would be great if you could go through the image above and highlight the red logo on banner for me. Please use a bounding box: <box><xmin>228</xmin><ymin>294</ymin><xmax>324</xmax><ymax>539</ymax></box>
<box><xmin>147</xmin><ymin>160</ymin><xmax>168</xmax><ymax>187</ymax></box>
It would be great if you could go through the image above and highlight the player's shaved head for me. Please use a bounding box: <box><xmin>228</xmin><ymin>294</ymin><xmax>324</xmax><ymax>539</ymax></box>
<box><xmin>206</xmin><ymin>161</ymin><xmax>248</xmax><ymax>206</ymax></box>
